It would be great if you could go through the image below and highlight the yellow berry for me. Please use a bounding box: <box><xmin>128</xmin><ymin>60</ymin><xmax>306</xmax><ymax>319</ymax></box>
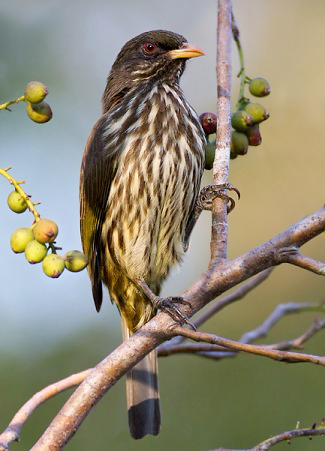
<box><xmin>10</xmin><ymin>228</ymin><xmax>34</xmax><ymax>253</ymax></box>
<box><xmin>7</xmin><ymin>190</ymin><xmax>27</xmax><ymax>213</ymax></box>
<box><xmin>24</xmin><ymin>81</ymin><xmax>48</xmax><ymax>104</ymax></box>
<box><xmin>25</xmin><ymin>240</ymin><xmax>48</xmax><ymax>264</ymax></box>
<box><xmin>42</xmin><ymin>254</ymin><xmax>65</xmax><ymax>278</ymax></box>
<box><xmin>26</xmin><ymin>101</ymin><xmax>52</xmax><ymax>123</ymax></box>
<box><xmin>64</xmin><ymin>250</ymin><xmax>88</xmax><ymax>272</ymax></box>
<box><xmin>33</xmin><ymin>219</ymin><xmax>58</xmax><ymax>243</ymax></box>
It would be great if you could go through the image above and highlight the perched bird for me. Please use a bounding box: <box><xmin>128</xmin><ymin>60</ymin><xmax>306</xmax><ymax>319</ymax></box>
<box><xmin>80</xmin><ymin>30</ymin><xmax>206</xmax><ymax>439</ymax></box>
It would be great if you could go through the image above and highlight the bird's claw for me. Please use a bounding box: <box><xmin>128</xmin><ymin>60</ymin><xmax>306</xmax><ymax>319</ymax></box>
<box><xmin>153</xmin><ymin>296</ymin><xmax>196</xmax><ymax>330</ymax></box>
<box><xmin>197</xmin><ymin>183</ymin><xmax>240</xmax><ymax>214</ymax></box>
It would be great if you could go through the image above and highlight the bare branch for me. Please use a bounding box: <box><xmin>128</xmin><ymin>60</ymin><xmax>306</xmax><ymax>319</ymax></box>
<box><xmin>194</xmin><ymin>268</ymin><xmax>274</xmax><ymax>330</ymax></box>
<box><xmin>282</xmin><ymin>251</ymin><xmax>325</xmax><ymax>275</ymax></box>
<box><xmin>29</xmin><ymin>207</ymin><xmax>325</xmax><ymax>449</ymax></box>
<box><xmin>158</xmin><ymin>318</ymin><xmax>325</xmax><ymax>358</ymax></box>
<box><xmin>240</xmin><ymin>302</ymin><xmax>325</xmax><ymax>344</ymax></box>
<box><xmin>212</xmin><ymin>420</ymin><xmax>325</xmax><ymax>450</ymax></box>
<box><xmin>211</xmin><ymin>0</ymin><xmax>233</xmax><ymax>262</ymax></box>
<box><xmin>171</xmin><ymin>325</ymin><xmax>325</xmax><ymax>366</ymax></box>
<box><xmin>0</xmin><ymin>369</ymin><xmax>91</xmax><ymax>451</ymax></box>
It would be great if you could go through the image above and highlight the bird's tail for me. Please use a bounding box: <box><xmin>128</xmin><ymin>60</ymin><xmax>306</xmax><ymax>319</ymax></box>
<box><xmin>121</xmin><ymin>317</ymin><xmax>161</xmax><ymax>439</ymax></box>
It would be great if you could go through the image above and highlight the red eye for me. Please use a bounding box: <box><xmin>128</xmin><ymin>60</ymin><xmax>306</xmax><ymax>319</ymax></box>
<box><xmin>143</xmin><ymin>42</ymin><xmax>157</xmax><ymax>54</ymax></box>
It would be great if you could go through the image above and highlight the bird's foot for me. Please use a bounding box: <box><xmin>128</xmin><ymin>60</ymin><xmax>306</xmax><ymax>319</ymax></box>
<box><xmin>197</xmin><ymin>183</ymin><xmax>240</xmax><ymax>214</ymax></box>
<box><xmin>152</xmin><ymin>296</ymin><xmax>196</xmax><ymax>330</ymax></box>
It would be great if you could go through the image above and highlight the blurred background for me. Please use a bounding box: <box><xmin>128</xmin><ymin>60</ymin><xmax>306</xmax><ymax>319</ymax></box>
<box><xmin>0</xmin><ymin>0</ymin><xmax>324</xmax><ymax>450</ymax></box>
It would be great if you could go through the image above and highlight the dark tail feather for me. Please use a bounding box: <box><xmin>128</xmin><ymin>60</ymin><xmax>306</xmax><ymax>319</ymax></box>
<box><xmin>122</xmin><ymin>319</ymin><xmax>161</xmax><ymax>439</ymax></box>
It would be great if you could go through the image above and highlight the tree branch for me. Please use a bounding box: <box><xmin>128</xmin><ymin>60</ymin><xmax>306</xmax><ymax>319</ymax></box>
<box><xmin>172</xmin><ymin>325</ymin><xmax>325</xmax><ymax>365</ymax></box>
<box><xmin>213</xmin><ymin>420</ymin><xmax>325</xmax><ymax>450</ymax></box>
<box><xmin>211</xmin><ymin>0</ymin><xmax>233</xmax><ymax>262</ymax></box>
<box><xmin>28</xmin><ymin>207</ymin><xmax>325</xmax><ymax>449</ymax></box>
<box><xmin>282</xmin><ymin>251</ymin><xmax>325</xmax><ymax>275</ymax></box>
<box><xmin>159</xmin><ymin>317</ymin><xmax>325</xmax><ymax>360</ymax></box>
<box><xmin>194</xmin><ymin>267</ymin><xmax>274</xmax><ymax>330</ymax></box>
<box><xmin>0</xmin><ymin>369</ymin><xmax>91</xmax><ymax>451</ymax></box>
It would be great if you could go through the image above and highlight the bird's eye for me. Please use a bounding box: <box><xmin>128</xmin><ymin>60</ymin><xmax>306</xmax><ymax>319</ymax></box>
<box><xmin>143</xmin><ymin>42</ymin><xmax>157</xmax><ymax>55</ymax></box>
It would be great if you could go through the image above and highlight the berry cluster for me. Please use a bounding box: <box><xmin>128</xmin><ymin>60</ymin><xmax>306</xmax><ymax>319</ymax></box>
<box><xmin>5</xmin><ymin>176</ymin><xmax>88</xmax><ymax>278</ymax></box>
<box><xmin>200</xmin><ymin>77</ymin><xmax>270</xmax><ymax>168</ymax></box>
<box><xmin>231</xmin><ymin>77</ymin><xmax>270</xmax><ymax>158</ymax></box>
<box><xmin>24</xmin><ymin>81</ymin><xmax>52</xmax><ymax>123</ymax></box>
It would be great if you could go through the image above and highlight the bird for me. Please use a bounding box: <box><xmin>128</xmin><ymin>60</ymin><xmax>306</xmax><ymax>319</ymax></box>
<box><xmin>79</xmin><ymin>29</ymin><xmax>206</xmax><ymax>439</ymax></box>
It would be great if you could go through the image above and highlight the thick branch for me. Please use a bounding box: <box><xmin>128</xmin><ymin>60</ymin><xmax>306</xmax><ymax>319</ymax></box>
<box><xmin>31</xmin><ymin>207</ymin><xmax>325</xmax><ymax>449</ymax></box>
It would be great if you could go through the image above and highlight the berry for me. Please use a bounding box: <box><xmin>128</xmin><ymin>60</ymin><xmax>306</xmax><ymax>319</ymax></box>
<box><xmin>204</xmin><ymin>140</ymin><xmax>216</xmax><ymax>170</ymax></box>
<box><xmin>33</xmin><ymin>219</ymin><xmax>58</xmax><ymax>243</ymax></box>
<box><xmin>26</xmin><ymin>101</ymin><xmax>52</xmax><ymax>123</ymax></box>
<box><xmin>24</xmin><ymin>81</ymin><xmax>48</xmax><ymax>104</ymax></box>
<box><xmin>231</xmin><ymin>131</ymin><xmax>249</xmax><ymax>156</ymax></box>
<box><xmin>199</xmin><ymin>112</ymin><xmax>217</xmax><ymax>135</ymax></box>
<box><xmin>10</xmin><ymin>228</ymin><xmax>34</xmax><ymax>253</ymax></box>
<box><xmin>245</xmin><ymin>124</ymin><xmax>262</xmax><ymax>146</ymax></box>
<box><xmin>42</xmin><ymin>254</ymin><xmax>65</xmax><ymax>278</ymax></box>
<box><xmin>64</xmin><ymin>250</ymin><xmax>88</xmax><ymax>272</ymax></box>
<box><xmin>231</xmin><ymin>110</ymin><xmax>253</xmax><ymax>132</ymax></box>
<box><xmin>244</xmin><ymin>102</ymin><xmax>269</xmax><ymax>124</ymax></box>
<box><xmin>249</xmin><ymin>77</ymin><xmax>271</xmax><ymax>97</ymax></box>
<box><xmin>7</xmin><ymin>190</ymin><xmax>28</xmax><ymax>213</ymax></box>
<box><xmin>25</xmin><ymin>240</ymin><xmax>48</xmax><ymax>264</ymax></box>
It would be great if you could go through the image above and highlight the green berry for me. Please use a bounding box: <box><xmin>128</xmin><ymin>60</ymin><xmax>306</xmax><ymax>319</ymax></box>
<box><xmin>10</xmin><ymin>228</ymin><xmax>34</xmax><ymax>253</ymax></box>
<box><xmin>244</xmin><ymin>102</ymin><xmax>269</xmax><ymax>124</ymax></box>
<box><xmin>25</xmin><ymin>240</ymin><xmax>48</xmax><ymax>264</ymax></box>
<box><xmin>33</xmin><ymin>219</ymin><xmax>58</xmax><ymax>243</ymax></box>
<box><xmin>231</xmin><ymin>131</ymin><xmax>249</xmax><ymax>156</ymax></box>
<box><xmin>230</xmin><ymin>150</ymin><xmax>238</xmax><ymax>160</ymax></box>
<box><xmin>249</xmin><ymin>77</ymin><xmax>271</xmax><ymax>97</ymax></box>
<box><xmin>231</xmin><ymin>110</ymin><xmax>253</xmax><ymax>132</ymax></box>
<box><xmin>7</xmin><ymin>190</ymin><xmax>28</xmax><ymax>213</ymax></box>
<box><xmin>64</xmin><ymin>250</ymin><xmax>88</xmax><ymax>272</ymax></box>
<box><xmin>24</xmin><ymin>81</ymin><xmax>48</xmax><ymax>104</ymax></box>
<box><xmin>204</xmin><ymin>140</ymin><xmax>216</xmax><ymax>170</ymax></box>
<box><xmin>26</xmin><ymin>101</ymin><xmax>52</xmax><ymax>123</ymax></box>
<box><xmin>42</xmin><ymin>254</ymin><xmax>65</xmax><ymax>278</ymax></box>
<box><xmin>245</xmin><ymin>124</ymin><xmax>262</xmax><ymax>146</ymax></box>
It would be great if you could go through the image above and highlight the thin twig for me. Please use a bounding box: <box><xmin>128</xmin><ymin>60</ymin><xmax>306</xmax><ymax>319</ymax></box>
<box><xmin>0</xmin><ymin>369</ymin><xmax>91</xmax><ymax>451</ymax></box>
<box><xmin>171</xmin><ymin>326</ymin><xmax>325</xmax><ymax>365</ymax></box>
<box><xmin>195</xmin><ymin>268</ymin><xmax>274</xmax><ymax>329</ymax></box>
<box><xmin>159</xmin><ymin>317</ymin><xmax>325</xmax><ymax>359</ymax></box>
<box><xmin>213</xmin><ymin>420</ymin><xmax>325</xmax><ymax>450</ymax></box>
<box><xmin>240</xmin><ymin>302</ymin><xmax>325</xmax><ymax>344</ymax></box>
<box><xmin>285</xmin><ymin>252</ymin><xmax>325</xmax><ymax>275</ymax></box>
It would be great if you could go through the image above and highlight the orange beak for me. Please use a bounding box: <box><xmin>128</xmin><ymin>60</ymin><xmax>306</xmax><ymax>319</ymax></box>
<box><xmin>168</xmin><ymin>43</ymin><xmax>205</xmax><ymax>60</ymax></box>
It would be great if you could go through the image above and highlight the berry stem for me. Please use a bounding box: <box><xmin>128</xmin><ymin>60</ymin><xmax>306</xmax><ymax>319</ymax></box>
<box><xmin>232</xmin><ymin>13</ymin><xmax>247</xmax><ymax>110</ymax></box>
<box><xmin>0</xmin><ymin>167</ymin><xmax>40</xmax><ymax>222</ymax></box>
<box><xmin>0</xmin><ymin>95</ymin><xmax>25</xmax><ymax>111</ymax></box>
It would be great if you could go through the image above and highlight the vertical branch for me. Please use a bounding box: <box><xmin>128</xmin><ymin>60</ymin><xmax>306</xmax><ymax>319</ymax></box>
<box><xmin>210</xmin><ymin>0</ymin><xmax>233</xmax><ymax>263</ymax></box>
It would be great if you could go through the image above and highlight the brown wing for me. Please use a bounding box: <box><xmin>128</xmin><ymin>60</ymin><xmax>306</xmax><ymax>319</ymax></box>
<box><xmin>80</xmin><ymin>113</ymin><xmax>118</xmax><ymax>311</ymax></box>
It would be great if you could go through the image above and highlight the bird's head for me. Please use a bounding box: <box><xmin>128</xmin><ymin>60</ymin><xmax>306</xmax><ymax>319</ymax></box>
<box><xmin>102</xmin><ymin>30</ymin><xmax>204</xmax><ymax>113</ymax></box>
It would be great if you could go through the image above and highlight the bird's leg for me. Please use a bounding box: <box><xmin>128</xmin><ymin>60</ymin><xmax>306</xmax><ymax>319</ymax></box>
<box><xmin>196</xmin><ymin>183</ymin><xmax>241</xmax><ymax>214</ymax></box>
<box><xmin>183</xmin><ymin>183</ymin><xmax>241</xmax><ymax>246</ymax></box>
<box><xmin>137</xmin><ymin>280</ymin><xmax>196</xmax><ymax>330</ymax></box>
